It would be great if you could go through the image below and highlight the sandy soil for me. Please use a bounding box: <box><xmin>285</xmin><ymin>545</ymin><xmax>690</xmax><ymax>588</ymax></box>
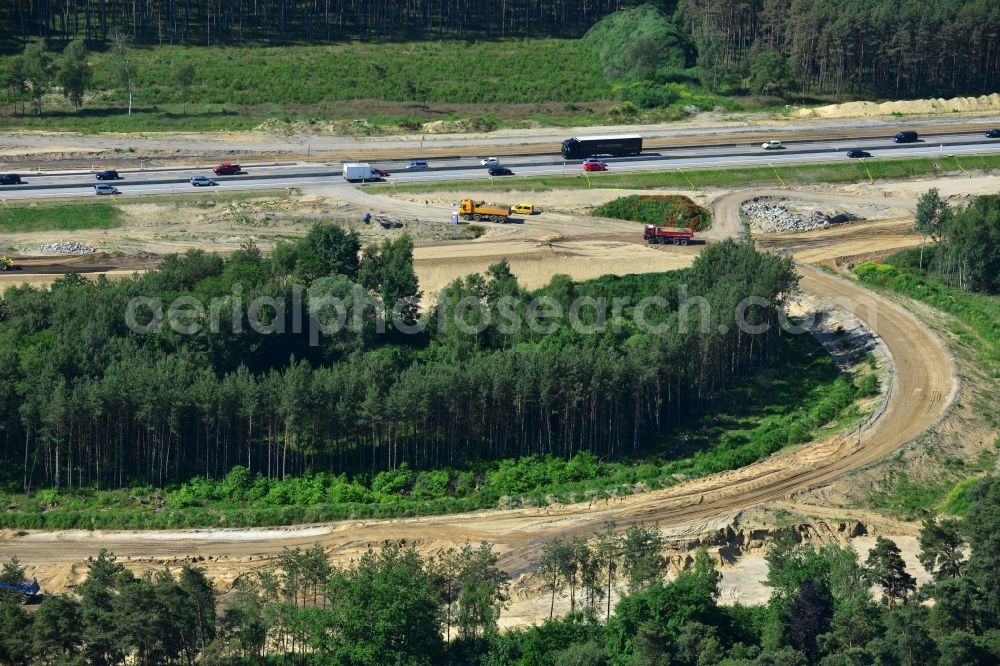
<box><xmin>3</xmin><ymin>113</ymin><xmax>1000</xmax><ymax>168</ymax></box>
<box><xmin>0</xmin><ymin>177</ymin><xmax>977</xmax><ymax>627</ymax></box>
<box><xmin>0</xmin><ymin>250</ymin><xmax>957</xmax><ymax>625</ymax></box>
<box><xmin>794</xmin><ymin>93</ymin><xmax>1000</xmax><ymax>119</ymax></box>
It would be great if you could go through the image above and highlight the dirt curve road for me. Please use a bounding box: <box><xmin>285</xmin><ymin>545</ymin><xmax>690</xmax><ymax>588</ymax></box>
<box><xmin>0</xmin><ymin>191</ymin><xmax>957</xmax><ymax>580</ymax></box>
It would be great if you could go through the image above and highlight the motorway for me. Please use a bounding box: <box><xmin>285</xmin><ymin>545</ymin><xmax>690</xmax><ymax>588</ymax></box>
<box><xmin>2</xmin><ymin>129</ymin><xmax>1000</xmax><ymax>200</ymax></box>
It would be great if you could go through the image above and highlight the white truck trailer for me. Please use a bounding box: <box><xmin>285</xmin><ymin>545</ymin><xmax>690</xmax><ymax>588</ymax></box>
<box><xmin>343</xmin><ymin>163</ymin><xmax>377</xmax><ymax>183</ymax></box>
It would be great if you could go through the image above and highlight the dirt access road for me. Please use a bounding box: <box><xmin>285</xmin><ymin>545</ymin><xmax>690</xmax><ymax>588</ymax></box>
<box><xmin>0</xmin><ymin>189</ymin><xmax>957</xmax><ymax>587</ymax></box>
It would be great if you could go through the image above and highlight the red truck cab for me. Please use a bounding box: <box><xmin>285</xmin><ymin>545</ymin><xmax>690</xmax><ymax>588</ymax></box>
<box><xmin>643</xmin><ymin>225</ymin><xmax>693</xmax><ymax>245</ymax></box>
<box><xmin>212</xmin><ymin>163</ymin><xmax>241</xmax><ymax>175</ymax></box>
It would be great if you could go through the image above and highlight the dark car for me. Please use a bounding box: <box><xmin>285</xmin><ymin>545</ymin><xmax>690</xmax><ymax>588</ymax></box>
<box><xmin>488</xmin><ymin>167</ymin><xmax>513</xmax><ymax>176</ymax></box>
<box><xmin>0</xmin><ymin>173</ymin><xmax>22</xmax><ymax>185</ymax></box>
<box><xmin>96</xmin><ymin>169</ymin><xmax>120</xmax><ymax>180</ymax></box>
<box><xmin>893</xmin><ymin>131</ymin><xmax>919</xmax><ymax>143</ymax></box>
<box><xmin>846</xmin><ymin>150</ymin><xmax>872</xmax><ymax>159</ymax></box>
<box><xmin>986</xmin><ymin>129</ymin><xmax>1000</xmax><ymax>138</ymax></box>
<box><xmin>212</xmin><ymin>163</ymin><xmax>241</xmax><ymax>175</ymax></box>
<box><xmin>190</xmin><ymin>176</ymin><xmax>217</xmax><ymax>187</ymax></box>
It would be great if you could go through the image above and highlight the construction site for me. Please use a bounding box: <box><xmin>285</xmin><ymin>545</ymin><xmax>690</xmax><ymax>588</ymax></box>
<box><xmin>0</xmin><ymin>107</ymin><xmax>997</xmax><ymax>631</ymax></box>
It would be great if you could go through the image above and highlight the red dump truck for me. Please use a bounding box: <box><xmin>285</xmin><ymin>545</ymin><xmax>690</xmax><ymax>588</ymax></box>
<box><xmin>643</xmin><ymin>225</ymin><xmax>694</xmax><ymax>245</ymax></box>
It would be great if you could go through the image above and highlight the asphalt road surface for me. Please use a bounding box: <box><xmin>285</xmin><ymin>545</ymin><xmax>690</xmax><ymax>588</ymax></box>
<box><xmin>2</xmin><ymin>129</ymin><xmax>999</xmax><ymax>200</ymax></box>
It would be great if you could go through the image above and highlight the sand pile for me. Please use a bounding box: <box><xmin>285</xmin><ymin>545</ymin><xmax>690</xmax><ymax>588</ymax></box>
<box><xmin>421</xmin><ymin>118</ymin><xmax>497</xmax><ymax>134</ymax></box>
<box><xmin>253</xmin><ymin>118</ymin><xmax>385</xmax><ymax>136</ymax></box>
<box><xmin>793</xmin><ymin>93</ymin><xmax>1000</xmax><ymax>119</ymax></box>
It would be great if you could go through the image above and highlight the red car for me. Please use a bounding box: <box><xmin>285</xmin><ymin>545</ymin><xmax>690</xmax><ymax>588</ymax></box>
<box><xmin>212</xmin><ymin>163</ymin><xmax>241</xmax><ymax>175</ymax></box>
<box><xmin>583</xmin><ymin>160</ymin><xmax>607</xmax><ymax>172</ymax></box>
<box><xmin>372</xmin><ymin>168</ymin><xmax>390</xmax><ymax>177</ymax></box>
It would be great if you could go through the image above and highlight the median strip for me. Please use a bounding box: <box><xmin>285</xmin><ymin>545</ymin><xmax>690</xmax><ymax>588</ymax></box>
<box><xmin>365</xmin><ymin>153</ymin><xmax>1000</xmax><ymax>194</ymax></box>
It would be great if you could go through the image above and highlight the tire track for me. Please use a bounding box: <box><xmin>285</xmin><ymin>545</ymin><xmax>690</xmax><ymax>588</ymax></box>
<box><xmin>0</xmin><ymin>190</ymin><xmax>957</xmax><ymax>587</ymax></box>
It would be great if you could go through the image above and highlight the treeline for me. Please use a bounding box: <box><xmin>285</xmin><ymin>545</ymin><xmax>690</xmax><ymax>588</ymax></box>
<box><xmin>5</xmin><ymin>2</ymin><xmax>1000</xmax><ymax>102</ymax></box>
<box><xmin>0</xmin><ymin>223</ymin><xmax>798</xmax><ymax>491</ymax></box>
<box><xmin>3</xmin><ymin>475</ymin><xmax>999</xmax><ymax>665</ymax></box>
<box><xmin>857</xmin><ymin>191</ymin><xmax>1000</xmax><ymax>295</ymax></box>
<box><xmin>1</xmin><ymin>0</ymin><xmax>655</xmax><ymax>45</ymax></box>
<box><xmin>679</xmin><ymin>0</ymin><xmax>1000</xmax><ymax>98</ymax></box>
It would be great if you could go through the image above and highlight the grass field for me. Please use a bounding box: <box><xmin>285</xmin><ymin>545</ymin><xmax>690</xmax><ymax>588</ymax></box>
<box><xmin>369</xmin><ymin>154</ymin><xmax>1000</xmax><ymax>194</ymax></box>
<box><xmin>0</xmin><ymin>202</ymin><xmax>122</xmax><ymax>232</ymax></box>
<box><xmin>0</xmin><ymin>40</ymin><xmax>615</xmax><ymax>132</ymax></box>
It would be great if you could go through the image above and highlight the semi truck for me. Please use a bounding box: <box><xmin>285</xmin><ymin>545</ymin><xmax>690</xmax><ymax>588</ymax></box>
<box><xmin>343</xmin><ymin>163</ymin><xmax>381</xmax><ymax>183</ymax></box>
<box><xmin>459</xmin><ymin>199</ymin><xmax>511</xmax><ymax>223</ymax></box>
<box><xmin>561</xmin><ymin>134</ymin><xmax>642</xmax><ymax>159</ymax></box>
<box><xmin>643</xmin><ymin>225</ymin><xmax>693</xmax><ymax>245</ymax></box>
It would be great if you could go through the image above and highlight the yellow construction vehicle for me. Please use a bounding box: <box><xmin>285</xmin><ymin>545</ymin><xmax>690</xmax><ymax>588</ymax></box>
<box><xmin>458</xmin><ymin>199</ymin><xmax>510</xmax><ymax>223</ymax></box>
<box><xmin>0</xmin><ymin>256</ymin><xmax>13</xmax><ymax>271</ymax></box>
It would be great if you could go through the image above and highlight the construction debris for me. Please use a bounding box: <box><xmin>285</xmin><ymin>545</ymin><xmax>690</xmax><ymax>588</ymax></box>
<box><xmin>39</xmin><ymin>241</ymin><xmax>96</xmax><ymax>255</ymax></box>
<box><xmin>741</xmin><ymin>197</ymin><xmax>862</xmax><ymax>233</ymax></box>
<box><xmin>375</xmin><ymin>215</ymin><xmax>409</xmax><ymax>229</ymax></box>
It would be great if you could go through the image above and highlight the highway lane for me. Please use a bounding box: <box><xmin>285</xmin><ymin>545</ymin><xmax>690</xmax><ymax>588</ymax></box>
<box><xmin>2</xmin><ymin>132</ymin><xmax>1000</xmax><ymax>200</ymax></box>
<box><xmin>7</xmin><ymin>128</ymin><xmax>1000</xmax><ymax>183</ymax></box>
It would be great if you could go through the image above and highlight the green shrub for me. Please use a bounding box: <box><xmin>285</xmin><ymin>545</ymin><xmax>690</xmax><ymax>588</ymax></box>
<box><xmin>857</xmin><ymin>373</ymin><xmax>879</xmax><ymax>397</ymax></box>
<box><xmin>412</xmin><ymin>470</ymin><xmax>451</xmax><ymax>500</ymax></box>
<box><xmin>219</xmin><ymin>465</ymin><xmax>254</xmax><ymax>501</ymax></box>
<box><xmin>854</xmin><ymin>262</ymin><xmax>899</xmax><ymax>283</ymax></box>
<box><xmin>942</xmin><ymin>477</ymin><xmax>981</xmax><ymax>516</ymax></box>
<box><xmin>371</xmin><ymin>463</ymin><xmax>416</xmax><ymax>497</ymax></box>
<box><xmin>591</xmin><ymin>194</ymin><xmax>711</xmax><ymax>230</ymax></box>
<box><xmin>560</xmin><ymin>451</ymin><xmax>602</xmax><ymax>483</ymax></box>
<box><xmin>329</xmin><ymin>480</ymin><xmax>371</xmax><ymax>504</ymax></box>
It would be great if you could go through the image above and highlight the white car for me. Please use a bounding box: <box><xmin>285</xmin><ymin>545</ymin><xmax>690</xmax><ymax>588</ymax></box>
<box><xmin>480</xmin><ymin>157</ymin><xmax>500</xmax><ymax>167</ymax></box>
<box><xmin>761</xmin><ymin>140</ymin><xmax>783</xmax><ymax>150</ymax></box>
<box><xmin>94</xmin><ymin>184</ymin><xmax>120</xmax><ymax>195</ymax></box>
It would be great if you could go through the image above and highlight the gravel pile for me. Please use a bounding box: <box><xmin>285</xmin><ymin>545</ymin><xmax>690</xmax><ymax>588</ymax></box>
<box><xmin>740</xmin><ymin>198</ymin><xmax>861</xmax><ymax>233</ymax></box>
<box><xmin>40</xmin><ymin>241</ymin><xmax>96</xmax><ymax>255</ymax></box>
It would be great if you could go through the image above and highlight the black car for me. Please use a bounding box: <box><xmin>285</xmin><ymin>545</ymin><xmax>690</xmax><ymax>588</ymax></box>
<box><xmin>986</xmin><ymin>129</ymin><xmax>1000</xmax><ymax>138</ymax></box>
<box><xmin>96</xmin><ymin>169</ymin><xmax>120</xmax><ymax>180</ymax></box>
<box><xmin>0</xmin><ymin>173</ymin><xmax>22</xmax><ymax>185</ymax></box>
<box><xmin>488</xmin><ymin>167</ymin><xmax>513</xmax><ymax>176</ymax></box>
<box><xmin>893</xmin><ymin>131</ymin><xmax>918</xmax><ymax>143</ymax></box>
<box><xmin>847</xmin><ymin>150</ymin><xmax>872</xmax><ymax>159</ymax></box>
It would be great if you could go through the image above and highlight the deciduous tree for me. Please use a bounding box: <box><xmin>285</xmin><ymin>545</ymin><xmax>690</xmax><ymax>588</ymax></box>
<box><xmin>21</xmin><ymin>41</ymin><xmax>52</xmax><ymax>116</ymax></box>
<box><xmin>58</xmin><ymin>38</ymin><xmax>91</xmax><ymax>110</ymax></box>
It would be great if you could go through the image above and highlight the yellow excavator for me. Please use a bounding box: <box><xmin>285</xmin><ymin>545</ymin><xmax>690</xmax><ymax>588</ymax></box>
<box><xmin>0</xmin><ymin>256</ymin><xmax>13</xmax><ymax>271</ymax></box>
